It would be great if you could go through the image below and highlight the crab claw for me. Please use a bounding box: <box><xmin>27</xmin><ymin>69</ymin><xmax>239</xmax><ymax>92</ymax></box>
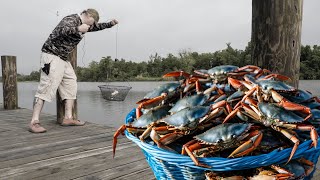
<box><xmin>255</xmin><ymin>68</ymin><xmax>271</xmax><ymax>78</ymax></box>
<box><xmin>136</xmin><ymin>94</ymin><xmax>167</xmax><ymax>118</ymax></box>
<box><xmin>228</xmin><ymin>77</ymin><xmax>244</xmax><ymax>89</ymax></box>
<box><xmin>270</xmin><ymin>165</ymin><xmax>295</xmax><ymax>178</ymax></box>
<box><xmin>261</xmin><ymin>73</ymin><xmax>291</xmax><ymax>81</ymax></box>
<box><xmin>271</xmin><ymin>90</ymin><xmax>312</xmax><ymax>117</ymax></box>
<box><xmin>136</xmin><ymin>107</ymin><xmax>143</xmax><ymax>119</ymax></box>
<box><xmin>163</xmin><ymin>71</ymin><xmax>191</xmax><ymax>78</ymax></box>
<box><xmin>228</xmin><ymin>131</ymin><xmax>263</xmax><ymax>158</ymax></box>
<box><xmin>237</xmin><ymin>65</ymin><xmax>261</xmax><ymax>72</ymax></box>
<box><xmin>113</xmin><ymin>125</ymin><xmax>127</xmax><ymax>158</ymax></box>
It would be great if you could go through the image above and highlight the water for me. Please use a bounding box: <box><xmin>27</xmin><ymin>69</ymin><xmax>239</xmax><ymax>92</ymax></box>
<box><xmin>0</xmin><ymin>80</ymin><xmax>319</xmax><ymax>128</ymax></box>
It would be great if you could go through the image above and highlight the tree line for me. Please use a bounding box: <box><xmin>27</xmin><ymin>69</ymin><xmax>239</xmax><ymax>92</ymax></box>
<box><xmin>17</xmin><ymin>43</ymin><xmax>320</xmax><ymax>82</ymax></box>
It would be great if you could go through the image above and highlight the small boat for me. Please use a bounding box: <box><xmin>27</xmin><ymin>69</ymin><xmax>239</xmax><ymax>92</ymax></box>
<box><xmin>98</xmin><ymin>84</ymin><xmax>132</xmax><ymax>101</ymax></box>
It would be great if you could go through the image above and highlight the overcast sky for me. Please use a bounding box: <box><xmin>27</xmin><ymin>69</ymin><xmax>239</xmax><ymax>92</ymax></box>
<box><xmin>1</xmin><ymin>0</ymin><xmax>320</xmax><ymax>74</ymax></box>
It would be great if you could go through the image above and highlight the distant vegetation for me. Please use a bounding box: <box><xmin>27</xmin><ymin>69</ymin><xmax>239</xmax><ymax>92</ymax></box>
<box><xmin>17</xmin><ymin>43</ymin><xmax>320</xmax><ymax>82</ymax></box>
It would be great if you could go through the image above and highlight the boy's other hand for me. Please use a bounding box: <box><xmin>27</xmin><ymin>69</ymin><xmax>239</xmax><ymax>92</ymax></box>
<box><xmin>78</xmin><ymin>24</ymin><xmax>90</xmax><ymax>33</ymax></box>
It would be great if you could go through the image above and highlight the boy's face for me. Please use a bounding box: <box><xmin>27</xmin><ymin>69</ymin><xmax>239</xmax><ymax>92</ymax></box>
<box><xmin>85</xmin><ymin>15</ymin><xmax>95</xmax><ymax>26</ymax></box>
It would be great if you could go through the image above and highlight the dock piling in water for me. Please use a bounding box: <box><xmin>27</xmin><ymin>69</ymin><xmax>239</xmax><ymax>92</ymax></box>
<box><xmin>1</xmin><ymin>55</ymin><xmax>18</xmax><ymax>110</ymax></box>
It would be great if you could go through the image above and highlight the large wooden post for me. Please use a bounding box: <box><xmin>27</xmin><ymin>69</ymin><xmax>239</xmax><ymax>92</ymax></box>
<box><xmin>251</xmin><ymin>0</ymin><xmax>303</xmax><ymax>88</ymax></box>
<box><xmin>56</xmin><ymin>48</ymin><xmax>78</xmax><ymax>123</ymax></box>
<box><xmin>1</xmin><ymin>56</ymin><xmax>18</xmax><ymax>109</ymax></box>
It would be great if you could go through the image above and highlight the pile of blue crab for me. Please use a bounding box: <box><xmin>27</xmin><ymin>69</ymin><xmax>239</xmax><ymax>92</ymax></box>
<box><xmin>113</xmin><ymin>65</ymin><xmax>320</xmax><ymax>179</ymax></box>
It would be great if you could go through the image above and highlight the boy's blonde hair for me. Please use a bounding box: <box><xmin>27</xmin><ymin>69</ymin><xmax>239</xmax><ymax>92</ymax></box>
<box><xmin>82</xmin><ymin>8</ymin><xmax>99</xmax><ymax>22</ymax></box>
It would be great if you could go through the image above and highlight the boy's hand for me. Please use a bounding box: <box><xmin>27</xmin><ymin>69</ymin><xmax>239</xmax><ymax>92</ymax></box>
<box><xmin>78</xmin><ymin>24</ymin><xmax>90</xmax><ymax>33</ymax></box>
<box><xmin>111</xmin><ymin>19</ymin><xmax>118</xmax><ymax>26</ymax></box>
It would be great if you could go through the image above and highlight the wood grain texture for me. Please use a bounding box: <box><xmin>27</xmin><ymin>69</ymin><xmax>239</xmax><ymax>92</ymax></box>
<box><xmin>1</xmin><ymin>56</ymin><xmax>18</xmax><ymax>109</ymax></box>
<box><xmin>252</xmin><ymin>0</ymin><xmax>303</xmax><ymax>88</ymax></box>
<box><xmin>0</xmin><ymin>108</ymin><xmax>154</xmax><ymax>179</ymax></box>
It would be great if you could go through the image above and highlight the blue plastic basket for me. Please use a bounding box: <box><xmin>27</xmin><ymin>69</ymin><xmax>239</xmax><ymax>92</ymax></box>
<box><xmin>125</xmin><ymin>109</ymin><xmax>320</xmax><ymax>180</ymax></box>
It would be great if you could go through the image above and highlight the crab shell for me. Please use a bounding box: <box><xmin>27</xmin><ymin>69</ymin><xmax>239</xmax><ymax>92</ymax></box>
<box><xmin>207</xmin><ymin>65</ymin><xmax>239</xmax><ymax>82</ymax></box>
<box><xmin>160</xmin><ymin>106</ymin><xmax>211</xmax><ymax>129</ymax></box>
<box><xmin>311</xmin><ymin>109</ymin><xmax>320</xmax><ymax>121</ymax></box>
<box><xmin>131</xmin><ymin>105</ymin><xmax>171</xmax><ymax>128</ymax></box>
<box><xmin>281</xmin><ymin>89</ymin><xmax>314</xmax><ymax>103</ymax></box>
<box><xmin>144</xmin><ymin>82</ymin><xmax>180</xmax><ymax>99</ymax></box>
<box><xmin>281</xmin><ymin>160</ymin><xmax>308</xmax><ymax>179</ymax></box>
<box><xmin>258</xmin><ymin>102</ymin><xmax>305</xmax><ymax>125</ymax></box>
<box><xmin>256</xmin><ymin>80</ymin><xmax>296</xmax><ymax>94</ymax></box>
<box><xmin>301</xmin><ymin>101</ymin><xmax>320</xmax><ymax>109</ymax></box>
<box><xmin>169</xmin><ymin>93</ymin><xmax>209</xmax><ymax>114</ymax></box>
<box><xmin>207</xmin><ymin>65</ymin><xmax>239</xmax><ymax>76</ymax></box>
<box><xmin>195</xmin><ymin>123</ymin><xmax>252</xmax><ymax>145</ymax></box>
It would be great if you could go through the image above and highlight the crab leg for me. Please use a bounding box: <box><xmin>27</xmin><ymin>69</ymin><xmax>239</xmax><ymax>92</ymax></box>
<box><xmin>255</xmin><ymin>68</ymin><xmax>271</xmax><ymax>78</ymax></box>
<box><xmin>273</xmin><ymin>126</ymin><xmax>300</xmax><ymax>163</ymax></box>
<box><xmin>260</xmin><ymin>74</ymin><xmax>291</xmax><ymax>81</ymax></box>
<box><xmin>271</xmin><ymin>90</ymin><xmax>312</xmax><ymax>118</ymax></box>
<box><xmin>149</xmin><ymin>128</ymin><xmax>177</xmax><ymax>152</ymax></box>
<box><xmin>200</xmin><ymin>107</ymin><xmax>226</xmax><ymax>124</ymax></box>
<box><xmin>223</xmin><ymin>107</ymin><xmax>241</xmax><ymax>123</ymax></box>
<box><xmin>270</xmin><ymin>165</ymin><xmax>294</xmax><ymax>179</ymax></box>
<box><xmin>228</xmin><ymin>71</ymin><xmax>250</xmax><ymax>77</ymax></box>
<box><xmin>223</xmin><ymin>102</ymin><xmax>259</xmax><ymax>123</ymax></box>
<box><xmin>182</xmin><ymin>141</ymin><xmax>211</xmax><ymax>168</ymax></box>
<box><xmin>297</xmin><ymin>158</ymin><xmax>315</xmax><ymax>176</ymax></box>
<box><xmin>136</xmin><ymin>94</ymin><xmax>167</xmax><ymax>118</ymax></box>
<box><xmin>210</xmin><ymin>100</ymin><xmax>233</xmax><ymax>114</ymax></box>
<box><xmin>228</xmin><ymin>131</ymin><xmax>263</xmax><ymax>158</ymax></box>
<box><xmin>228</xmin><ymin>77</ymin><xmax>245</xmax><ymax>89</ymax></box>
<box><xmin>281</xmin><ymin>123</ymin><xmax>318</xmax><ymax>148</ymax></box>
<box><xmin>237</xmin><ymin>65</ymin><xmax>261</xmax><ymax>72</ymax></box>
<box><xmin>181</xmin><ymin>140</ymin><xmax>198</xmax><ymax>155</ymax></box>
<box><xmin>163</xmin><ymin>71</ymin><xmax>191</xmax><ymax>78</ymax></box>
<box><xmin>158</xmin><ymin>131</ymin><xmax>184</xmax><ymax>145</ymax></box>
<box><xmin>138</xmin><ymin>125</ymin><xmax>154</xmax><ymax>142</ymax></box>
<box><xmin>113</xmin><ymin>125</ymin><xmax>127</xmax><ymax>158</ymax></box>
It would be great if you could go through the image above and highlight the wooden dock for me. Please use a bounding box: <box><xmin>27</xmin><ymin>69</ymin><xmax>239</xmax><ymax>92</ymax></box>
<box><xmin>1</xmin><ymin>108</ymin><xmax>320</xmax><ymax>180</ymax></box>
<box><xmin>0</xmin><ymin>108</ymin><xmax>154</xmax><ymax>180</ymax></box>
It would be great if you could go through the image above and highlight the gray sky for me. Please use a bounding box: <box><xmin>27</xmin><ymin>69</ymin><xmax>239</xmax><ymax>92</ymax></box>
<box><xmin>1</xmin><ymin>0</ymin><xmax>320</xmax><ymax>74</ymax></box>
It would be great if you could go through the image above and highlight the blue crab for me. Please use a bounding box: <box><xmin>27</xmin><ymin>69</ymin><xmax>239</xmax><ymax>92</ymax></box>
<box><xmin>149</xmin><ymin>106</ymin><xmax>226</xmax><ymax>150</ymax></box>
<box><xmin>279</xmin><ymin>158</ymin><xmax>314</xmax><ymax>179</ymax></box>
<box><xmin>113</xmin><ymin>105</ymin><xmax>171</xmax><ymax>158</ymax></box>
<box><xmin>169</xmin><ymin>85</ymin><xmax>223</xmax><ymax>114</ymax></box>
<box><xmin>182</xmin><ymin>123</ymin><xmax>263</xmax><ymax>168</ymax></box>
<box><xmin>224</xmin><ymin>102</ymin><xmax>318</xmax><ymax>162</ymax></box>
<box><xmin>236</xmin><ymin>77</ymin><xmax>312</xmax><ymax>118</ymax></box>
<box><xmin>205</xmin><ymin>157</ymin><xmax>313</xmax><ymax>180</ymax></box>
<box><xmin>194</xmin><ymin>65</ymin><xmax>261</xmax><ymax>84</ymax></box>
<box><xmin>135</xmin><ymin>82</ymin><xmax>181</xmax><ymax>118</ymax></box>
<box><xmin>251</xmin><ymin>157</ymin><xmax>314</xmax><ymax>180</ymax></box>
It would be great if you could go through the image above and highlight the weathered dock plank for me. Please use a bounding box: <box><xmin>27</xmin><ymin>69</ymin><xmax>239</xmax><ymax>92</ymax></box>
<box><xmin>0</xmin><ymin>108</ymin><xmax>154</xmax><ymax>179</ymax></box>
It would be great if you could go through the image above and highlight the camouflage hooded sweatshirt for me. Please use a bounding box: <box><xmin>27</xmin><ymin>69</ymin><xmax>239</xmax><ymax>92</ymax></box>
<box><xmin>42</xmin><ymin>14</ymin><xmax>114</xmax><ymax>61</ymax></box>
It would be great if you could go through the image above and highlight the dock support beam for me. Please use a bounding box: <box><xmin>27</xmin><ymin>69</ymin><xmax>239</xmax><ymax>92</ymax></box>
<box><xmin>251</xmin><ymin>0</ymin><xmax>303</xmax><ymax>88</ymax></box>
<box><xmin>56</xmin><ymin>48</ymin><xmax>78</xmax><ymax>123</ymax></box>
<box><xmin>1</xmin><ymin>56</ymin><xmax>18</xmax><ymax>109</ymax></box>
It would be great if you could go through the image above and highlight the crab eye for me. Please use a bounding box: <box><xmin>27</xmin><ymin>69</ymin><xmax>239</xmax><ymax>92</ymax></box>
<box><xmin>217</xmin><ymin>139</ymin><xmax>223</xmax><ymax>143</ymax></box>
<box><xmin>232</xmin><ymin>134</ymin><xmax>237</xmax><ymax>138</ymax></box>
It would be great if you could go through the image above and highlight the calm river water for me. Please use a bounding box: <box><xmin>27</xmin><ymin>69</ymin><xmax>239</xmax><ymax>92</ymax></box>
<box><xmin>0</xmin><ymin>80</ymin><xmax>319</xmax><ymax>128</ymax></box>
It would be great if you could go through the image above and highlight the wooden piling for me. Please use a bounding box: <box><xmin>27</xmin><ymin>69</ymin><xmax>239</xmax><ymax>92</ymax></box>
<box><xmin>56</xmin><ymin>48</ymin><xmax>78</xmax><ymax>123</ymax></box>
<box><xmin>251</xmin><ymin>0</ymin><xmax>303</xmax><ymax>88</ymax></box>
<box><xmin>1</xmin><ymin>56</ymin><xmax>18</xmax><ymax>109</ymax></box>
